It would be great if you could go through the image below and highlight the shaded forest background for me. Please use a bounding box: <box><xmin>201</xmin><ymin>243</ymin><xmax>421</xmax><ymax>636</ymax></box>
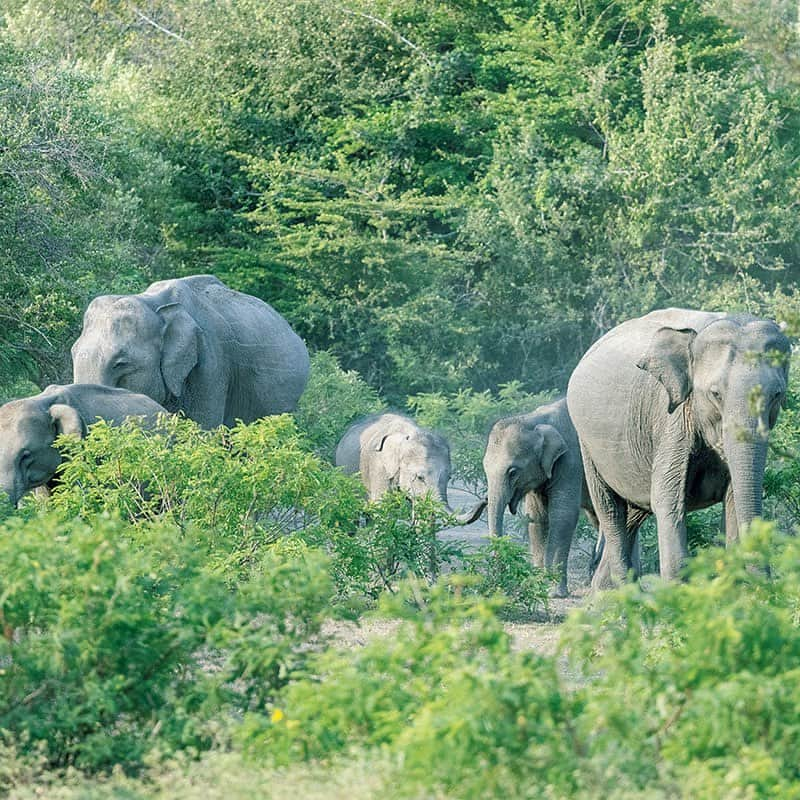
<box><xmin>2</xmin><ymin>0</ymin><xmax>800</xmax><ymax>401</ymax></box>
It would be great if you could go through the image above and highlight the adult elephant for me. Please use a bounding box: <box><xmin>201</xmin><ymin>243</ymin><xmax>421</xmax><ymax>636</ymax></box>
<box><xmin>483</xmin><ymin>398</ymin><xmax>647</xmax><ymax>596</ymax></box>
<box><xmin>335</xmin><ymin>413</ymin><xmax>484</xmax><ymax>523</ymax></box>
<box><xmin>0</xmin><ymin>384</ymin><xmax>166</xmax><ymax>507</ymax></box>
<box><xmin>567</xmin><ymin>309</ymin><xmax>790</xmax><ymax>589</ymax></box>
<box><xmin>71</xmin><ymin>275</ymin><xmax>309</xmax><ymax>428</ymax></box>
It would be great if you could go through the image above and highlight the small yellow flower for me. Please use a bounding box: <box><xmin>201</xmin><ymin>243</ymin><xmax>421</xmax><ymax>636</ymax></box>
<box><xmin>270</xmin><ymin>708</ymin><xmax>285</xmax><ymax>723</ymax></box>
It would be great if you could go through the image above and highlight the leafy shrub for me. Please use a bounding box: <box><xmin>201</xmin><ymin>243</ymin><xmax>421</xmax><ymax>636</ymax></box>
<box><xmin>0</xmin><ymin>514</ymin><xmax>333</xmax><ymax>771</ymax></box>
<box><xmin>561</xmin><ymin>521</ymin><xmax>800</xmax><ymax>798</ymax></box>
<box><xmin>240</xmin><ymin>577</ymin><xmax>578</xmax><ymax>798</ymax></box>
<box><xmin>462</xmin><ymin>537</ymin><xmax>551</xmax><ymax>618</ymax></box>
<box><xmin>49</xmin><ymin>415</ymin><xmax>461</xmax><ymax>603</ymax></box>
<box><xmin>50</xmin><ymin>414</ymin><xmax>363</xmax><ymax>576</ymax></box>
<box><xmin>309</xmin><ymin>491</ymin><xmax>463</xmax><ymax>600</ymax></box>
<box><xmin>294</xmin><ymin>351</ymin><xmax>382</xmax><ymax>461</ymax></box>
<box><xmin>764</xmin><ymin>349</ymin><xmax>800</xmax><ymax>531</ymax></box>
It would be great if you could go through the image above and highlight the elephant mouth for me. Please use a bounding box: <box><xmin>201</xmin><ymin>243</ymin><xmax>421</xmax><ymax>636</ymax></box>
<box><xmin>508</xmin><ymin>487</ymin><xmax>524</xmax><ymax>515</ymax></box>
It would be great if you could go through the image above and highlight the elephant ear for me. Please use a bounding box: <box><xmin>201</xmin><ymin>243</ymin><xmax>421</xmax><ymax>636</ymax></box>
<box><xmin>156</xmin><ymin>303</ymin><xmax>200</xmax><ymax>400</ymax></box>
<box><xmin>636</xmin><ymin>326</ymin><xmax>698</xmax><ymax>413</ymax></box>
<box><xmin>536</xmin><ymin>424</ymin><xmax>568</xmax><ymax>480</ymax></box>
<box><xmin>49</xmin><ymin>404</ymin><xmax>86</xmax><ymax>438</ymax></box>
<box><xmin>372</xmin><ymin>432</ymin><xmax>409</xmax><ymax>479</ymax></box>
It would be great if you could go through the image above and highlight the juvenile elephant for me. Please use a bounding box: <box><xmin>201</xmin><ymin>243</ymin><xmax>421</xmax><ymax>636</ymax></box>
<box><xmin>567</xmin><ymin>308</ymin><xmax>790</xmax><ymax>589</ymax></box>
<box><xmin>0</xmin><ymin>384</ymin><xmax>166</xmax><ymax>507</ymax></box>
<box><xmin>483</xmin><ymin>398</ymin><xmax>609</xmax><ymax>597</ymax></box>
<box><xmin>335</xmin><ymin>413</ymin><xmax>483</xmax><ymax>523</ymax></box>
<box><xmin>71</xmin><ymin>275</ymin><xmax>309</xmax><ymax>428</ymax></box>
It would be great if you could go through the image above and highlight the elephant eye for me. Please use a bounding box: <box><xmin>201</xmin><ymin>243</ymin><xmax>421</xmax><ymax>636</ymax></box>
<box><xmin>114</xmin><ymin>359</ymin><xmax>129</xmax><ymax>369</ymax></box>
<box><xmin>507</xmin><ymin>466</ymin><xmax>518</xmax><ymax>478</ymax></box>
<box><xmin>709</xmin><ymin>388</ymin><xmax>722</xmax><ymax>404</ymax></box>
<box><xmin>18</xmin><ymin>449</ymin><xmax>32</xmax><ymax>466</ymax></box>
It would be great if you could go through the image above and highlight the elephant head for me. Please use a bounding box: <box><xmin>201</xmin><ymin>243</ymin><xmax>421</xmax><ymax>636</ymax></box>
<box><xmin>637</xmin><ymin>316</ymin><xmax>790</xmax><ymax>533</ymax></box>
<box><xmin>483</xmin><ymin>418</ymin><xmax>567</xmax><ymax>538</ymax></box>
<box><xmin>72</xmin><ymin>296</ymin><xmax>199</xmax><ymax>408</ymax></box>
<box><xmin>371</xmin><ymin>429</ymin><xmax>453</xmax><ymax>505</ymax></box>
<box><xmin>0</xmin><ymin>398</ymin><xmax>85</xmax><ymax>507</ymax></box>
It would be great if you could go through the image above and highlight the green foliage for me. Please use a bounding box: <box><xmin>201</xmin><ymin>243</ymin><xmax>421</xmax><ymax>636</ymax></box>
<box><xmin>294</xmin><ymin>351</ymin><xmax>382</xmax><ymax>461</ymax></box>
<box><xmin>310</xmin><ymin>491</ymin><xmax>463</xmax><ymax>601</ymax></box>
<box><xmin>240</xmin><ymin>576</ymin><xmax>577</xmax><ymax>797</ymax></box>
<box><xmin>561</xmin><ymin>521</ymin><xmax>800</xmax><ymax>798</ymax></box>
<box><xmin>764</xmin><ymin>350</ymin><xmax>800</xmax><ymax>529</ymax></box>
<box><xmin>0</xmin><ymin>32</ymin><xmax>172</xmax><ymax>389</ymax></box>
<box><xmin>50</xmin><ymin>414</ymin><xmax>362</xmax><ymax>575</ymax></box>
<box><xmin>48</xmin><ymin>415</ymin><xmax>463</xmax><ymax>603</ymax></box>
<box><xmin>462</xmin><ymin>537</ymin><xmax>551</xmax><ymax>618</ymax></box>
<box><xmin>0</xmin><ymin>513</ymin><xmax>333</xmax><ymax>771</ymax></box>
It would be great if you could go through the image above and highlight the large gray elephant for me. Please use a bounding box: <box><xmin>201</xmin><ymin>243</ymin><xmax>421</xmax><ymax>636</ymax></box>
<box><xmin>71</xmin><ymin>275</ymin><xmax>309</xmax><ymax>428</ymax></box>
<box><xmin>335</xmin><ymin>413</ymin><xmax>483</xmax><ymax>523</ymax></box>
<box><xmin>567</xmin><ymin>308</ymin><xmax>790</xmax><ymax>589</ymax></box>
<box><xmin>0</xmin><ymin>384</ymin><xmax>166</xmax><ymax>507</ymax></box>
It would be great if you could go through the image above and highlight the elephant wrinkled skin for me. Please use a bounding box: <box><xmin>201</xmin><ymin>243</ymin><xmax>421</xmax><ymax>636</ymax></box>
<box><xmin>483</xmin><ymin>398</ymin><xmax>593</xmax><ymax>597</ymax></box>
<box><xmin>567</xmin><ymin>308</ymin><xmax>790</xmax><ymax>589</ymax></box>
<box><xmin>71</xmin><ymin>274</ymin><xmax>310</xmax><ymax>428</ymax></box>
<box><xmin>335</xmin><ymin>413</ymin><xmax>483</xmax><ymax>523</ymax></box>
<box><xmin>0</xmin><ymin>384</ymin><xmax>166</xmax><ymax>507</ymax></box>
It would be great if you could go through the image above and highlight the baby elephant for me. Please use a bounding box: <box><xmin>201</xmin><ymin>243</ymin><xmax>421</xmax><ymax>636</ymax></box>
<box><xmin>336</xmin><ymin>413</ymin><xmax>452</xmax><ymax>503</ymax></box>
<box><xmin>483</xmin><ymin>398</ymin><xmax>593</xmax><ymax>597</ymax></box>
<box><xmin>335</xmin><ymin>413</ymin><xmax>483</xmax><ymax>523</ymax></box>
<box><xmin>0</xmin><ymin>384</ymin><xmax>166</xmax><ymax>507</ymax></box>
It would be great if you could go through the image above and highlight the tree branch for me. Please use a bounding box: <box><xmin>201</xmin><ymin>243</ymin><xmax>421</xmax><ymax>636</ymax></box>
<box><xmin>132</xmin><ymin>7</ymin><xmax>188</xmax><ymax>43</ymax></box>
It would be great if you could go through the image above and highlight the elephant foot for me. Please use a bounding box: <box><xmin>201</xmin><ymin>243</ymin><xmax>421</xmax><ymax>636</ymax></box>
<box><xmin>549</xmin><ymin>582</ymin><xmax>569</xmax><ymax>599</ymax></box>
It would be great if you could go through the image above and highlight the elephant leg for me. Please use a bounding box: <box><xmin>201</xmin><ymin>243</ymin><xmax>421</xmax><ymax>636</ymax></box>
<box><xmin>581</xmin><ymin>445</ymin><xmax>631</xmax><ymax>590</ymax></box>
<box><xmin>546</xmin><ymin>482</ymin><xmax>581</xmax><ymax>598</ymax></box>
<box><xmin>525</xmin><ymin>492</ymin><xmax>548</xmax><ymax>569</ymax></box>
<box><xmin>650</xmin><ymin>454</ymin><xmax>690</xmax><ymax>581</ymax></box>
<box><xmin>626</xmin><ymin>506</ymin><xmax>650</xmax><ymax>578</ymax></box>
<box><xmin>723</xmin><ymin>482</ymin><xmax>739</xmax><ymax>546</ymax></box>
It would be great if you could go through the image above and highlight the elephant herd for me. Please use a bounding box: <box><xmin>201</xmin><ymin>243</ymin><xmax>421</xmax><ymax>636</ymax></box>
<box><xmin>0</xmin><ymin>275</ymin><xmax>791</xmax><ymax>595</ymax></box>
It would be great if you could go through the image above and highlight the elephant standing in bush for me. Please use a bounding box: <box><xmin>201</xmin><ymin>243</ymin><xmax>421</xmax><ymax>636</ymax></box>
<box><xmin>336</xmin><ymin>413</ymin><xmax>483</xmax><ymax>523</ymax></box>
<box><xmin>567</xmin><ymin>309</ymin><xmax>790</xmax><ymax>589</ymax></box>
<box><xmin>0</xmin><ymin>384</ymin><xmax>166</xmax><ymax>507</ymax></box>
<box><xmin>71</xmin><ymin>275</ymin><xmax>309</xmax><ymax>428</ymax></box>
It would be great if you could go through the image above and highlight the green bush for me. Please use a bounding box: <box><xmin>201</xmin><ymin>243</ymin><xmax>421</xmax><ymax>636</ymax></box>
<box><xmin>0</xmin><ymin>514</ymin><xmax>333</xmax><ymax>771</ymax></box>
<box><xmin>561</xmin><ymin>521</ymin><xmax>800</xmax><ymax>798</ymax></box>
<box><xmin>240</xmin><ymin>577</ymin><xmax>578</xmax><ymax>798</ymax></box>
<box><xmin>50</xmin><ymin>414</ymin><xmax>363</xmax><ymax>576</ymax></box>
<box><xmin>294</xmin><ymin>351</ymin><xmax>382</xmax><ymax>461</ymax></box>
<box><xmin>462</xmin><ymin>537</ymin><xmax>551</xmax><ymax>618</ymax></box>
<box><xmin>307</xmin><ymin>490</ymin><xmax>463</xmax><ymax>601</ymax></box>
<box><xmin>49</xmin><ymin>415</ymin><xmax>463</xmax><ymax>603</ymax></box>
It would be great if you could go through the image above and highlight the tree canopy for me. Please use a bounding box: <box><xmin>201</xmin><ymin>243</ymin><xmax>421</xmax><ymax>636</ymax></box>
<box><xmin>2</xmin><ymin>0</ymin><xmax>799</xmax><ymax>399</ymax></box>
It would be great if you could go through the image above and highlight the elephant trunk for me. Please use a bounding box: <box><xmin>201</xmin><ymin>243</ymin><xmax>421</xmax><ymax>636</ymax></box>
<box><xmin>451</xmin><ymin>498</ymin><xmax>487</xmax><ymax>525</ymax></box>
<box><xmin>487</xmin><ymin>477</ymin><xmax>509</xmax><ymax>537</ymax></box>
<box><xmin>724</xmin><ymin>418</ymin><xmax>768</xmax><ymax>536</ymax></box>
<box><xmin>0</xmin><ymin>472</ymin><xmax>21</xmax><ymax>508</ymax></box>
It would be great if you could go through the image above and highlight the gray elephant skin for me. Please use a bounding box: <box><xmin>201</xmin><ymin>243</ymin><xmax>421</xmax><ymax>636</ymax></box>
<box><xmin>483</xmin><ymin>398</ymin><xmax>602</xmax><ymax>597</ymax></box>
<box><xmin>0</xmin><ymin>384</ymin><xmax>166</xmax><ymax>507</ymax></box>
<box><xmin>71</xmin><ymin>275</ymin><xmax>310</xmax><ymax>428</ymax></box>
<box><xmin>335</xmin><ymin>413</ymin><xmax>483</xmax><ymax>523</ymax></box>
<box><xmin>567</xmin><ymin>308</ymin><xmax>790</xmax><ymax>589</ymax></box>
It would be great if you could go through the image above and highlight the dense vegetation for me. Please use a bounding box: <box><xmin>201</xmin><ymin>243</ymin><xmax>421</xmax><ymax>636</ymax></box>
<box><xmin>3</xmin><ymin>0</ymin><xmax>799</xmax><ymax>399</ymax></box>
<box><xmin>3</xmin><ymin>0</ymin><xmax>800</xmax><ymax>797</ymax></box>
